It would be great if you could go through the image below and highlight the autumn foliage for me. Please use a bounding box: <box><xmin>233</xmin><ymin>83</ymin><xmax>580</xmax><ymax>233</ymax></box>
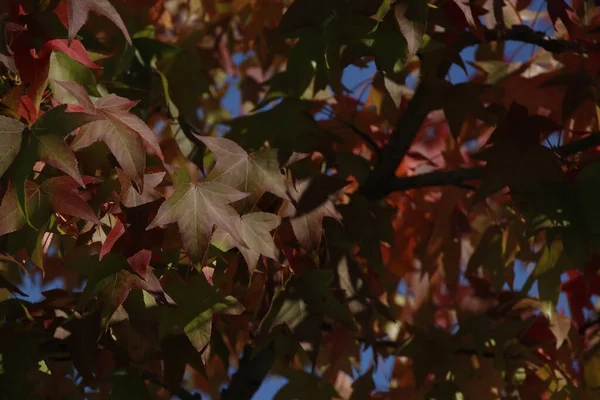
<box><xmin>4</xmin><ymin>0</ymin><xmax>600</xmax><ymax>398</ymax></box>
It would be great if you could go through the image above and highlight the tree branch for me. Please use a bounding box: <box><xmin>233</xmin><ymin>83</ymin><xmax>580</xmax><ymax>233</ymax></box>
<box><xmin>386</xmin><ymin>166</ymin><xmax>485</xmax><ymax>192</ymax></box>
<box><xmin>374</xmin><ymin>132</ymin><xmax>600</xmax><ymax>197</ymax></box>
<box><xmin>358</xmin><ymin>24</ymin><xmax>595</xmax><ymax>201</ymax></box>
<box><xmin>479</xmin><ymin>25</ymin><xmax>590</xmax><ymax>54</ymax></box>
<box><xmin>370</xmin><ymin>339</ymin><xmax>519</xmax><ymax>359</ymax></box>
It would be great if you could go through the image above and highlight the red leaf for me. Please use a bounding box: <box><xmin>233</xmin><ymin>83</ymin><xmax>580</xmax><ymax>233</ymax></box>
<box><xmin>127</xmin><ymin>249</ymin><xmax>152</xmax><ymax>279</ymax></box>
<box><xmin>561</xmin><ymin>270</ymin><xmax>600</xmax><ymax>326</ymax></box>
<box><xmin>58</xmin><ymin>81</ymin><xmax>165</xmax><ymax>190</ymax></box>
<box><xmin>117</xmin><ymin>169</ymin><xmax>165</xmax><ymax>208</ymax></box>
<box><xmin>66</xmin><ymin>0</ymin><xmax>132</xmax><ymax>45</ymax></box>
<box><xmin>12</xmin><ymin>34</ymin><xmax>99</xmax><ymax>115</ymax></box>
<box><xmin>126</xmin><ymin>249</ymin><xmax>175</xmax><ymax>303</ymax></box>
<box><xmin>39</xmin><ymin>176</ymin><xmax>102</xmax><ymax>224</ymax></box>
<box><xmin>38</xmin><ymin>39</ymin><xmax>101</xmax><ymax>69</ymax></box>
<box><xmin>99</xmin><ymin>218</ymin><xmax>126</xmax><ymax>260</ymax></box>
<box><xmin>0</xmin><ymin>183</ymin><xmax>25</xmax><ymax>236</ymax></box>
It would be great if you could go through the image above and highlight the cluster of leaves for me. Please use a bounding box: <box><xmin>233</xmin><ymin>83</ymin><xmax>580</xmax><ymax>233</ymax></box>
<box><xmin>4</xmin><ymin>0</ymin><xmax>600</xmax><ymax>398</ymax></box>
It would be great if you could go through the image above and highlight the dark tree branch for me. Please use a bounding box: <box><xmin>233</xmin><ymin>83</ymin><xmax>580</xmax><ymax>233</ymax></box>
<box><xmin>358</xmin><ymin>23</ymin><xmax>595</xmax><ymax>201</ymax></box>
<box><xmin>385</xmin><ymin>166</ymin><xmax>485</xmax><ymax>192</ymax></box>
<box><xmin>347</xmin><ymin>122</ymin><xmax>382</xmax><ymax>159</ymax></box>
<box><xmin>358</xmin><ymin>76</ymin><xmax>435</xmax><ymax>200</ymax></box>
<box><xmin>478</xmin><ymin>25</ymin><xmax>591</xmax><ymax>54</ymax></box>
<box><xmin>370</xmin><ymin>338</ymin><xmax>519</xmax><ymax>359</ymax></box>
<box><xmin>557</xmin><ymin>132</ymin><xmax>600</xmax><ymax>156</ymax></box>
<box><xmin>358</xmin><ymin>29</ymin><xmax>486</xmax><ymax>200</ymax></box>
<box><xmin>369</xmin><ymin>132</ymin><xmax>600</xmax><ymax>198</ymax></box>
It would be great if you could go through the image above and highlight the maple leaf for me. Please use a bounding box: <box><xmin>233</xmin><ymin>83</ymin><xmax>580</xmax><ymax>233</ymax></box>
<box><xmin>147</xmin><ymin>169</ymin><xmax>249</xmax><ymax>263</ymax></box>
<box><xmin>0</xmin><ymin>116</ymin><xmax>25</xmax><ymax>178</ymax></box>
<box><xmin>422</xmin><ymin>81</ymin><xmax>492</xmax><ymax>139</ymax></box>
<box><xmin>160</xmin><ymin>274</ymin><xmax>245</xmax><ymax>352</ymax></box>
<box><xmin>274</xmin><ymin>369</ymin><xmax>339</xmax><ymax>400</ymax></box>
<box><xmin>83</xmin><ymin>250</ymin><xmax>175</xmax><ymax>325</ymax></box>
<box><xmin>30</xmin><ymin>105</ymin><xmax>101</xmax><ymax>187</ymax></box>
<box><xmin>561</xmin><ymin>270</ymin><xmax>600</xmax><ymax>326</ymax></box>
<box><xmin>294</xmin><ymin>175</ymin><xmax>350</xmax><ymax>216</ymax></box>
<box><xmin>0</xmin><ymin>183</ymin><xmax>25</xmax><ymax>236</ymax></box>
<box><xmin>11</xmin><ymin>36</ymin><xmax>101</xmax><ymax>115</ymax></box>
<box><xmin>199</xmin><ymin>136</ymin><xmax>289</xmax><ymax>208</ymax></box>
<box><xmin>117</xmin><ymin>168</ymin><xmax>165</xmax><ymax>208</ymax></box>
<box><xmin>282</xmin><ymin>179</ymin><xmax>341</xmax><ymax>252</ymax></box>
<box><xmin>66</xmin><ymin>0</ymin><xmax>132</xmax><ymax>45</ymax></box>
<box><xmin>37</xmin><ymin>40</ymin><xmax>101</xmax><ymax>70</ymax></box>
<box><xmin>27</xmin><ymin>176</ymin><xmax>101</xmax><ymax>224</ymax></box>
<box><xmin>58</xmin><ymin>81</ymin><xmax>164</xmax><ymax>190</ymax></box>
<box><xmin>543</xmin><ymin>67</ymin><xmax>595</xmax><ymax>122</ymax></box>
<box><xmin>99</xmin><ymin>217</ymin><xmax>125</xmax><ymax>260</ymax></box>
<box><xmin>394</xmin><ymin>0</ymin><xmax>428</xmax><ymax>61</ymax></box>
<box><xmin>473</xmin><ymin>104</ymin><xmax>564</xmax><ymax>204</ymax></box>
<box><xmin>212</xmin><ymin>212</ymin><xmax>281</xmax><ymax>272</ymax></box>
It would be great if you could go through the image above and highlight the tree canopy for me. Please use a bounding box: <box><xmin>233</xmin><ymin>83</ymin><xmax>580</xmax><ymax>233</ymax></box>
<box><xmin>1</xmin><ymin>0</ymin><xmax>600</xmax><ymax>398</ymax></box>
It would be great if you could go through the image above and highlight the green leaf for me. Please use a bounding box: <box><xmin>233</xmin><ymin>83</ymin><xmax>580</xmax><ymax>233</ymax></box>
<box><xmin>0</xmin><ymin>184</ymin><xmax>25</xmax><ymax>236</ymax></box>
<box><xmin>49</xmin><ymin>51</ymin><xmax>100</xmax><ymax>104</ymax></box>
<box><xmin>257</xmin><ymin>287</ymin><xmax>308</xmax><ymax>336</ymax></box>
<box><xmin>133</xmin><ymin>37</ymin><xmax>182</xmax><ymax>69</ymax></box>
<box><xmin>0</xmin><ymin>116</ymin><xmax>25</xmax><ymax>178</ymax></box>
<box><xmin>284</xmin><ymin>29</ymin><xmax>328</xmax><ymax>98</ymax></box>
<box><xmin>9</xmin><ymin>135</ymin><xmax>39</xmax><ymax>223</ymax></box>
<box><xmin>277</xmin><ymin>0</ymin><xmax>336</xmax><ymax>38</ymax></box>
<box><xmin>226</xmin><ymin>99</ymin><xmax>319</xmax><ymax>155</ymax></box>
<box><xmin>274</xmin><ymin>369</ymin><xmax>339</xmax><ymax>400</ymax></box>
<box><xmin>31</xmin><ymin>105</ymin><xmax>100</xmax><ymax>137</ymax></box>
<box><xmin>535</xmin><ymin>240</ymin><xmax>570</xmax><ymax>306</ymax></box>
<box><xmin>158</xmin><ymin>30</ymin><xmax>212</xmax><ymax>122</ymax></box>
<box><xmin>293</xmin><ymin>269</ymin><xmax>356</xmax><ymax>330</ymax></box>
<box><xmin>36</xmin><ymin>134</ymin><xmax>85</xmax><ymax>187</ymax></box>
<box><xmin>184</xmin><ymin>296</ymin><xmax>243</xmax><ymax>352</ymax></box>
<box><xmin>466</xmin><ymin>226</ymin><xmax>505</xmax><ymax>292</ymax></box>
<box><xmin>534</xmin><ymin>240</ymin><xmax>564</xmax><ymax>277</ymax></box>
<box><xmin>159</xmin><ymin>274</ymin><xmax>245</xmax><ymax>351</ymax></box>
<box><xmin>80</xmin><ymin>251</ymin><xmax>174</xmax><ymax>326</ymax></box>
<box><xmin>375</xmin><ymin>0</ymin><xmax>392</xmax><ymax>19</ymax></box>
<box><xmin>394</xmin><ymin>0</ymin><xmax>428</xmax><ymax>61</ymax></box>
<box><xmin>295</xmin><ymin>175</ymin><xmax>349</xmax><ymax>216</ymax></box>
<box><xmin>369</xmin><ymin>13</ymin><xmax>409</xmax><ymax>74</ymax></box>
